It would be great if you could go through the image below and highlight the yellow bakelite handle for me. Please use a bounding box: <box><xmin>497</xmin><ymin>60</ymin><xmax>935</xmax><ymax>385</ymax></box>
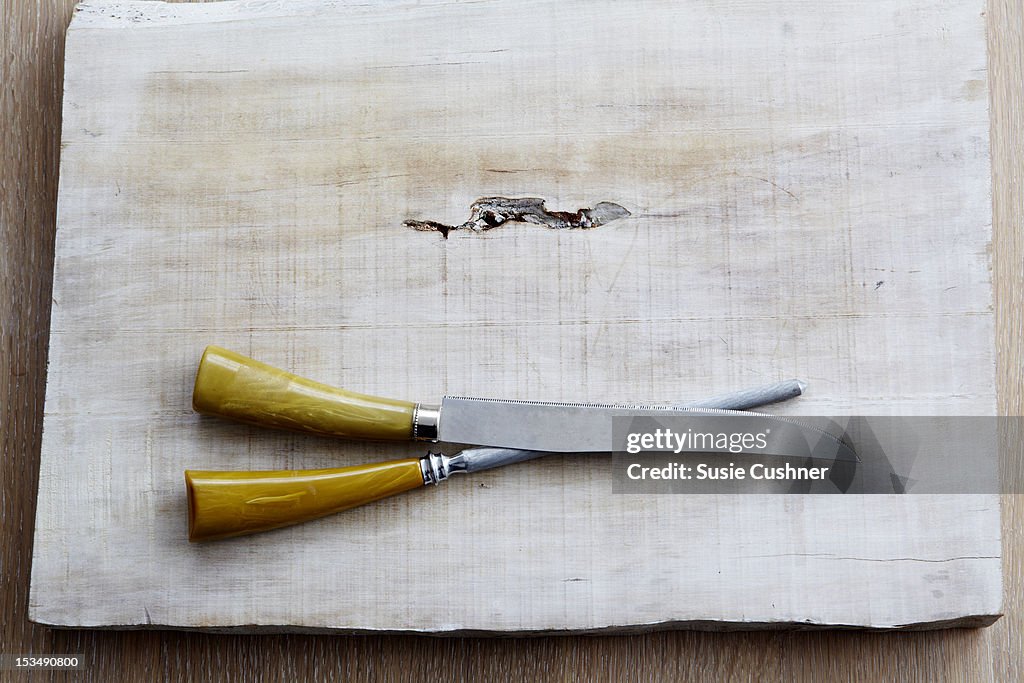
<box><xmin>193</xmin><ymin>346</ymin><xmax>416</xmax><ymax>441</ymax></box>
<box><xmin>185</xmin><ymin>459</ymin><xmax>425</xmax><ymax>541</ymax></box>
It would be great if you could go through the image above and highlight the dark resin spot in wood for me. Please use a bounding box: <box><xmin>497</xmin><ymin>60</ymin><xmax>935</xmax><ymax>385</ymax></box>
<box><xmin>405</xmin><ymin>197</ymin><xmax>630</xmax><ymax>238</ymax></box>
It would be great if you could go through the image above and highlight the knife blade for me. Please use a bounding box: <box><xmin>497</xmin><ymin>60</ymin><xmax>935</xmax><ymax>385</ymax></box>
<box><xmin>192</xmin><ymin>346</ymin><xmax>806</xmax><ymax>451</ymax></box>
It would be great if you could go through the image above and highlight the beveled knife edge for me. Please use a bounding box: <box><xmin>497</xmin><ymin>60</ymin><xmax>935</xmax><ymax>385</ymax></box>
<box><xmin>192</xmin><ymin>346</ymin><xmax>805</xmax><ymax>451</ymax></box>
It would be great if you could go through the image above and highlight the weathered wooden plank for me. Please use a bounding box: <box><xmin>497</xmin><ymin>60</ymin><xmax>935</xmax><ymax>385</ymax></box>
<box><xmin>30</xmin><ymin>0</ymin><xmax>999</xmax><ymax>631</ymax></box>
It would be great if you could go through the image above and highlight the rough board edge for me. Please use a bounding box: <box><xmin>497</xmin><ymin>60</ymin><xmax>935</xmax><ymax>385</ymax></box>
<box><xmin>29</xmin><ymin>614</ymin><xmax>1003</xmax><ymax>635</ymax></box>
<box><xmin>72</xmin><ymin>0</ymin><xmax>424</xmax><ymax>29</ymax></box>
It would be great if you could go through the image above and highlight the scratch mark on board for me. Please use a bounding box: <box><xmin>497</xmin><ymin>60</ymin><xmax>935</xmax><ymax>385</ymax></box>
<box><xmin>748</xmin><ymin>175</ymin><xmax>799</xmax><ymax>200</ymax></box>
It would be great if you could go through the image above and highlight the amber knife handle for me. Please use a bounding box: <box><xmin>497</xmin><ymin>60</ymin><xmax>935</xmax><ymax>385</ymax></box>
<box><xmin>192</xmin><ymin>346</ymin><xmax>439</xmax><ymax>441</ymax></box>
<box><xmin>185</xmin><ymin>458</ymin><xmax>428</xmax><ymax>542</ymax></box>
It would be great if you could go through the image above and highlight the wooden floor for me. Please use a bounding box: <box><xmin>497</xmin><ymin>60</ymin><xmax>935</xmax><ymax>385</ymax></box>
<box><xmin>1</xmin><ymin>0</ymin><xmax>1021</xmax><ymax>679</ymax></box>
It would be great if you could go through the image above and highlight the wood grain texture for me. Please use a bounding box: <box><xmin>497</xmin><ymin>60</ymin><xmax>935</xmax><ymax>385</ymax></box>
<box><xmin>1</xmin><ymin>0</ymin><xmax>1021</xmax><ymax>679</ymax></box>
<box><xmin>28</xmin><ymin>0</ymin><xmax>1001</xmax><ymax>633</ymax></box>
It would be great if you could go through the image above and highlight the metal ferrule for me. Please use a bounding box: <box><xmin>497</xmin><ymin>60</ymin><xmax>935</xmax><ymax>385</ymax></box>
<box><xmin>419</xmin><ymin>452</ymin><xmax>469</xmax><ymax>485</ymax></box>
<box><xmin>412</xmin><ymin>403</ymin><xmax>440</xmax><ymax>441</ymax></box>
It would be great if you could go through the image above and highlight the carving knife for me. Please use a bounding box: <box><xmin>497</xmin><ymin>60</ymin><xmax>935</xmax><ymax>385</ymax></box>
<box><xmin>192</xmin><ymin>346</ymin><xmax>806</xmax><ymax>452</ymax></box>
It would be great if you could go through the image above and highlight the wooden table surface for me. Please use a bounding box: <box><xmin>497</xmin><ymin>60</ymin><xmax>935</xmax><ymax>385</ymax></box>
<box><xmin>2</xmin><ymin>1</ymin><xmax>1021</xmax><ymax>679</ymax></box>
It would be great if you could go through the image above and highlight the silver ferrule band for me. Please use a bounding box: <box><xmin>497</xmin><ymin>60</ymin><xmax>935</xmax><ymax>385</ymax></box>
<box><xmin>412</xmin><ymin>403</ymin><xmax>440</xmax><ymax>441</ymax></box>
<box><xmin>419</xmin><ymin>452</ymin><xmax>450</xmax><ymax>485</ymax></box>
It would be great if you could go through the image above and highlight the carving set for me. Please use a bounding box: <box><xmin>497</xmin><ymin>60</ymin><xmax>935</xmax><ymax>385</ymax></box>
<box><xmin>185</xmin><ymin>346</ymin><xmax>811</xmax><ymax>541</ymax></box>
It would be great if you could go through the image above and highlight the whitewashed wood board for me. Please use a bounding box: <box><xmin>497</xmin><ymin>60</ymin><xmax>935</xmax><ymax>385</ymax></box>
<box><xmin>30</xmin><ymin>0</ymin><xmax>999</xmax><ymax>632</ymax></box>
